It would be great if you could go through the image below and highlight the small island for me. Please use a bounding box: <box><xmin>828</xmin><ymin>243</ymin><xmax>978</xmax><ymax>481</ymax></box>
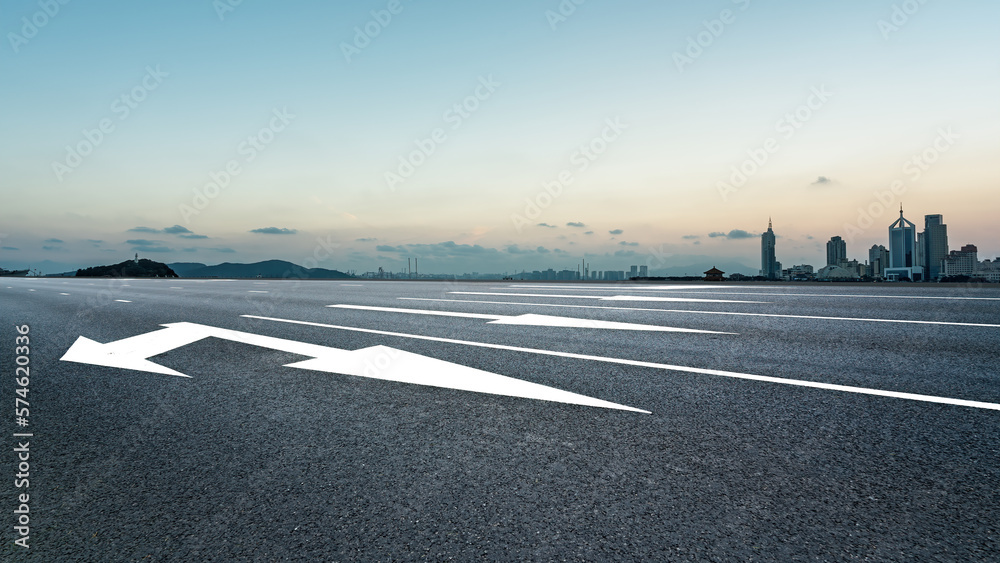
<box><xmin>76</xmin><ymin>256</ymin><xmax>178</xmax><ymax>278</ymax></box>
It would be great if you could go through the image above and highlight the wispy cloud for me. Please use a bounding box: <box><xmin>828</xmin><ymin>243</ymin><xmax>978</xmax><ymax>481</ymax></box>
<box><xmin>609</xmin><ymin>229</ymin><xmax>623</xmax><ymax>235</ymax></box>
<box><xmin>537</xmin><ymin>223</ymin><xmax>557</xmax><ymax>228</ymax></box>
<box><xmin>355</xmin><ymin>237</ymin><xmax>377</xmax><ymax>242</ymax></box>
<box><xmin>129</xmin><ymin>225</ymin><xmax>207</xmax><ymax>238</ymax></box>
<box><xmin>44</xmin><ymin>238</ymin><xmax>64</xmax><ymax>243</ymax></box>
<box><xmin>811</xmin><ymin>176</ymin><xmax>833</xmax><ymax>185</ymax></box>
<box><xmin>709</xmin><ymin>229</ymin><xmax>757</xmax><ymax>240</ymax></box>
<box><xmin>250</xmin><ymin>227</ymin><xmax>298</xmax><ymax>235</ymax></box>
<box><xmin>566</xmin><ymin>222</ymin><xmax>586</xmax><ymax>228</ymax></box>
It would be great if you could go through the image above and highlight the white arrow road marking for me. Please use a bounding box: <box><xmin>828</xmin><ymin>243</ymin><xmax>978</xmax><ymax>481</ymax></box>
<box><xmin>243</xmin><ymin>314</ymin><xmax>1000</xmax><ymax>412</ymax></box>
<box><xmin>399</xmin><ymin>298</ymin><xmax>1000</xmax><ymax>328</ymax></box>
<box><xmin>328</xmin><ymin>304</ymin><xmax>731</xmax><ymax>333</ymax></box>
<box><xmin>59</xmin><ymin>322</ymin><xmax>647</xmax><ymax>413</ymax></box>
<box><xmin>449</xmin><ymin>292</ymin><xmax>765</xmax><ymax>303</ymax></box>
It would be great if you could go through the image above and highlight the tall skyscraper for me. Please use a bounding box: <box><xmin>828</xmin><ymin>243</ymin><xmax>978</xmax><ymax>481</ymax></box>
<box><xmin>886</xmin><ymin>206</ymin><xmax>924</xmax><ymax>281</ymax></box>
<box><xmin>760</xmin><ymin>218</ymin><xmax>778</xmax><ymax>280</ymax></box>
<box><xmin>826</xmin><ymin>236</ymin><xmax>847</xmax><ymax>267</ymax></box>
<box><xmin>923</xmin><ymin>214</ymin><xmax>949</xmax><ymax>280</ymax></box>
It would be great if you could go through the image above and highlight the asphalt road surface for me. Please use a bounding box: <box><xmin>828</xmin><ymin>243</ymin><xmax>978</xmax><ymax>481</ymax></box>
<box><xmin>2</xmin><ymin>278</ymin><xmax>998</xmax><ymax>561</ymax></box>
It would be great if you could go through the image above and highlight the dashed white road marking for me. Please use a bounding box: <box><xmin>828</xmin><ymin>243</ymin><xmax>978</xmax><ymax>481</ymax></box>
<box><xmin>400</xmin><ymin>298</ymin><xmax>1000</xmax><ymax>328</ymax></box>
<box><xmin>243</xmin><ymin>314</ymin><xmax>1000</xmax><ymax>411</ymax></box>
<box><xmin>115</xmin><ymin>299</ymin><xmax>132</xmax><ymax>303</ymax></box>
<box><xmin>328</xmin><ymin>304</ymin><xmax>729</xmax><ymax>333</ymax></box>
<box><xmin>59</xmin><ymin>292</ymin><xmax>70</xmax><ymax>295</ymax></box>
<box><xmin>247</xmin><ymin>290</ymin><xmax>269</xmax><ymax>293</ymax></box>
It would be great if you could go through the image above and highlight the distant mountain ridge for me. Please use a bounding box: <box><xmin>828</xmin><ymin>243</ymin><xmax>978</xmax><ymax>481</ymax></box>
<box><xmin>168</xmin><ymin>260</ymin><xmax>352</xmax><ymax>279</ymax></box>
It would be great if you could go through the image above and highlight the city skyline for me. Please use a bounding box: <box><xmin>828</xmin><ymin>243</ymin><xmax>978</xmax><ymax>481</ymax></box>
<box><xmin>2</xmin><ymin>1</ymin><xmax>998</xmax><ymax>274</ymax></box>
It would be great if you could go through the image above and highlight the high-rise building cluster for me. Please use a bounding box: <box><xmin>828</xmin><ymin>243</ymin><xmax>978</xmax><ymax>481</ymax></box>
<box><xmin>761</xmin><ymin>209</ymin><xmax>997</xmax><ymax>282</ymax></box>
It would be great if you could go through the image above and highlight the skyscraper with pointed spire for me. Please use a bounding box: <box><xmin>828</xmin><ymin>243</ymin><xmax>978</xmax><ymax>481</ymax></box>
<box><xmin>885</xmin><ymin>205</ymin><xmax>924</xmax><ymax>281</ymax></box>
<box><xmin>760</xmin><ymin>218</ymin><xmax>779</xmax><ymax>280</ymax></box>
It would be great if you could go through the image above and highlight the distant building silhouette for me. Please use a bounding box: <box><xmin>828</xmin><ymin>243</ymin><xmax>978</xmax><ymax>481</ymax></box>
<box><xmin>826</xmin><ymin>236</ymin><xmax>846</xmax><ymax>267</ymax></box>
<box><xmin>942</xmin><ymin>244</ymin><xmax>978</xmax><ymax>277</ymax></box>
<box><xmin>760</xmin><ymin>218</ymin><xmax>779</xmax><ymax>279</ymax></box>
<box><xmin>868</xmin><ymin>244</ymin><xmax>889</xmax><ymax>279</ymax></box>
<box><xmin>703</xmin><ymin>266</ymin><xmax>724</xmax><ymax>281</ymax></box>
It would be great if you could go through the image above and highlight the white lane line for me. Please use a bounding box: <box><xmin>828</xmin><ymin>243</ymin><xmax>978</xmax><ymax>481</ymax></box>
<box><xmin>502</xmin><ymin>284</ymin><xmax>758</xmax><ymax>291</ymax></box>
<box><xmin>28</xmin><ymin>289</ymin><xmax>35</xmax><ymax>292</ymax></box>
<box><xmin>115</xmin><ymin>300</ymin><xmax>132</xmax><ymax>303</ymax></box>
<box><xmin>400</xmin><ymin>298</ymin><xmax>1000</xmax><ymax>328</ymax></box>
<box><xmin>241</xmin><ymin>314</ymin><xmax>1000</xmax><ymax>411</ymax></box>
<box><xmin>498</xmin><ymin>286</ymin><xmax>1000</xmax><ymax>301</ymax></box>
<box><xmin>170</xmin><ymin>287</ymin><xmax>183</xmax><ymax>289</ymax></box>
<box><xmin>329</xmin><ymin>304</ymin><xmax>729</xmax><ymax>333</ymax></box>
<box><xmin>247</xmin><ymin>290</ymin><xmax>269</xmax><ymax>293</ymax></box>
<box><xmin>450</xmin><ymin>292</ymin><xmax>764</xmax><ymax>304</ymax></box>
<box><xmin>59</xmin><ymin>292</ymin><xmax>70</xmax><ymax>295</ymax></box>
<box><xmin>253</xmin><ymin>282</ymin><xmax>269</xmax><ymax>285</ymax></box>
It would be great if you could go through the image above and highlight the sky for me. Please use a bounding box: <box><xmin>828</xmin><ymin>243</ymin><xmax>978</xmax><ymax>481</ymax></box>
<box><xmin>1</xmin><ymin>0</ymin><xmax>998</xmax><ymax>275</ymax></box>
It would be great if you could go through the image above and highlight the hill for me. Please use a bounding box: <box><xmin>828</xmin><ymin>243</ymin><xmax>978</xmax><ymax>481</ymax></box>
<box><xmin>168</xmin><ymin>260</ymin><xmax>352</xmax><ymax>279</ymax></box>
<box><xmin>76</xmin><ymin>259</ymin><xmax>178</xmax><ymax>278</ymax></box>
<box><xmin>167</xmin><ymin>262</ymin><xmax>209</xmax><ymax>277</ymax></box>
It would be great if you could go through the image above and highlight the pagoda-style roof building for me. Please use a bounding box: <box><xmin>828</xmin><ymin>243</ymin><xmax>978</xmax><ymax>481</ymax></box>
<box><xmin>703</xmin><ymin>266</ymin><xmax>725</xmax><ymax>282</ymax></box>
